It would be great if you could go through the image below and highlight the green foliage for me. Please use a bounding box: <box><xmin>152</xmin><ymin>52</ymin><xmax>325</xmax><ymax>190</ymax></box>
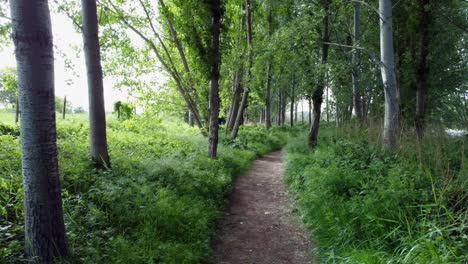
<box><xmin>0</xmin><ymin>68</ymin><xmax>17</xmax><ymax>106</ymax></box>
<box><xmin>113</xmin><ymin>101</ymin><xmax>134</xmax><ymax>120</ymax></box>
<box><xmin>0</xmin><ymin>114</ymin><xmax>285</xmax><ymax>263</ymax></box>
<box><xmin>285</xmin><ymin>126</ymin><xmax>467</xmax><ymax>263</ymax></box>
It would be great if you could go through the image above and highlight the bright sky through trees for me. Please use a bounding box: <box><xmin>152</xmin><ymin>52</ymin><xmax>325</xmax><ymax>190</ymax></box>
<box><xmin>0</xmin><ymin>7</ymin><xmax>128</xmax><ymax>111</ymax></box>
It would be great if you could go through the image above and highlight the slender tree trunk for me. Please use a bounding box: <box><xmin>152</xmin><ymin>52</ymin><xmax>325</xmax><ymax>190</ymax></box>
<box><xmin>277</xmin><ymin>92</ymin><xmax>282</xmax><ymax>126</ymax></box>
<box><xmin>326</xmin><ymin>81</ymin><xmax>329</xmax><ymax>123</ymax></box>
<box><xmin>301</xmin><ymin>100</ymin><xmax>304</xmax><ymax>122</ymax></box>
<box><xmin>281</xmin><ymin>91</ymin><xmax>287</xmax><ymax>125</ymax></box>
<box><xmin>379</xmin><ymin>0</ymin><xmax>399</xmax><ymax>149</ymax></box>
<box><xmin>352</xmin><ymin>2</ymin><xmax>363</xmax><ymax>121</ymax></box>
<box><xmin>188</xmin><ymin>110</ymin><xmax>194</xmax><ymax>127</ymax></box>
<box><xmin>231</xmin><ymin>0</ymin><xmax>253</xmax><ymax>139</ymax></box>
<box><xmin>15</xmin><ymin>96</ymin><xmax>19</xmax><ymax>123</ymax></box>
<box><xmin>308</xmin><ymin>0</ymin><xmax>330</xmax><ymax>147</ymax></box>
<box><xmin>295</xmin><ymin>103</ymin><xmax>298</xmax><ymax>122</ymax></box>
<box><xmin>10</xmin><ymin>1</ymin><xmax>69</xmax><ymax>261</ymax></box>
<box><xmin>266</xmin><ymin>63</ymin><xmax>272</xmax><ymax>130</ymax></box>
<box><xmin>226</xmin><ymin>68</ymin><xmax>243</xmax><ymax>134</ymax></box>
<box><xmin>82</xmin><ymin>0</ymin><xmax>111</xmax><ymax>168</ymax></box>
<box><xmin>308</xmin><ymin>96</ymin><xmax>312</xmax><ymax>124</ymax></box>
<box><xmin>265</xmin><ymin>8</ymin><xmax>273</xmax><ymax>130</ymax></box>
<box><xmin>62</xmin><ymin>96</ymin><xmax>67</xmax><ymax>119</ymax></box>
<box><xmin>208</xmin><ymin>0</ymin><xmax>221</xmax><ymax>158</ymax></box>
<box><xmin>290</xmin><ymin>83</ymin><xmax>295</xmax><ymax>127</ymax></box>
<box><xmin>415</xmin><ymin>0</ymin><xmax>430</xmax><ymax>141</ymax></box>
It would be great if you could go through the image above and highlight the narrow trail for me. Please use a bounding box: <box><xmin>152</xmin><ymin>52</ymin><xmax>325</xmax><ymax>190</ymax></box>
<box><xmin>210</xmin><ymin>151</ymin><xmax>311</xmax><ymax>264</ymax></box>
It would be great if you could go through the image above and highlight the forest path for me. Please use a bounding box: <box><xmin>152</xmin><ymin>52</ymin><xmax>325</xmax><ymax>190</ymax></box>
<box><xmin>210</xmin><ymin>151</ymin><xmax>312</xmax><ymax>264</ymax></box>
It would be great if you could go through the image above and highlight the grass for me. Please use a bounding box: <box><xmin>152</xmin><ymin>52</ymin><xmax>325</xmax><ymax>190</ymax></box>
<box><xmin>285</xmin><ymin>123</ymin><xmax>467</xmax><ymax>263</ymax></box>
<box><xmin>0</xmin><ymin>111</ymin><xmax>289</xmax><ymax>263</ymax></box>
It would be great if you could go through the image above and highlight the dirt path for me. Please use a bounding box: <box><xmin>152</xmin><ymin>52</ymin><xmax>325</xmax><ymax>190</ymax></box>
<box><xmin>210</xmin><ymin>151</ymin><xmax>311</xmax><ymax>264</ymax></box>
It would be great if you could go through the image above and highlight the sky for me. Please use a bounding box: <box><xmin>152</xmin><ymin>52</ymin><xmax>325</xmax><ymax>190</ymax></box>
<box><xmin>0</xmin><ymin>7</ymin><xmax>128</xmax><ymax>112</ymax></box>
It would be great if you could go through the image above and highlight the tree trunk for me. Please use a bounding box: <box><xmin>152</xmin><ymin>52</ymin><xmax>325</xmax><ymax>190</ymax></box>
<box><xmin>231</xmin><ymin>0</ymin><xmax>253</xmax><ymax>139</ymax></box>
<box><xmin>281</xmin><ymin>91</ymin><xmax>287</xmax><ymax>126</ymax></box>
<box><xmin>15</xmin><ymin>96</ymin><xmax>19</xmax><ymax>123</ymax></box>
<box><xmin>379</xmin><ymin>0</ymin><xmax>399</xmax><ymax>149</ymax></box>
<box><xmin>325</xmin><ymin>82</ymin><xmax>329</xmax><ymax>123</ymax></box>
<box><xmin>225</xmin><ymin>68</ymin><xmax>243</xmax><ymax>135</ymax></box>
<box><xmin>265</xmin><ymin>8</ymin><xmax>273</xmax><ymax>130</ymax></box>
<box><xmin>277</xmin><ymin>92</ymin><xmax>282</xmax><ymax>126</ymax></box>
<box><xmin>10</xmin><ymin>1</ymin><xmax>69</xmax><ymax>261</ymax></box>
<box><xmin>62</xmin><ymin>96</ymin><xmax>67</xmax><ymax>119</ymax></box>
<box><xmin>352</xmin><ymin>2</ymin><xmax>363</xmax><ymax>121</ymax></box>
<box><xmin>82</xmin><ymin>0</ymin><xmax>111</xmax><ymax>169</ymax></box>
<box><xmin>308</xmin><ymin>0</ymin><xmax>330</xmax><ymax>147</ymax></box>
<box><xmin>301</xmin><ymin>100</ymin><xmax>304</xmax><ymax>122</ymax></box>
<box><xmin>415</xmin><ymin>0</ymin><xmax>430</xmax><ymax>141</ymax></box>
<box><xmin>295</xmin><ymin>103</ymin><xmax>298</xmax><ymax>122</ymax></box>
<box><xmin>188</xmin><ymin>110</ymin><xmax>194</xmax><ymax>127</ymax></box>
<box><xmin>290</xmin><ymin>83</ymin><xmax>295</xmax><ymax>127</ymax></box>
<box><xmin>308</xmin><ymin>96</ymin><xmax>312</xmax><ymax>124</ymax></box>
<box><xmin>208</xmin><ymin>0</ymin><xmax>221</xmax><ymax>159</ymax></box>
<box><xmin>265</xmin><ymin>63</ymin><xmax>272</xmax><ymax>130</ymax></box>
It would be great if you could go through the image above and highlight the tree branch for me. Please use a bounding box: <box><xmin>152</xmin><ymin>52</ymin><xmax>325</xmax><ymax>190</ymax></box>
<box><xmin>53</xmin><ymin>0</ymin><xmax>83</xmax><ymax>31</ymax></box>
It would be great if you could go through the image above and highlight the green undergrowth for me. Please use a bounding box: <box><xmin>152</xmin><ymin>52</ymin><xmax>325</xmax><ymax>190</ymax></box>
<box><xmin>0</xmin><ymin>114</ymin><xmax>288</xmax><ymax>263</ymax></box>
<box><xmin>285</xmin><ymin>125</ymin><xmax>467</xmax><ymax>263</ymax></box>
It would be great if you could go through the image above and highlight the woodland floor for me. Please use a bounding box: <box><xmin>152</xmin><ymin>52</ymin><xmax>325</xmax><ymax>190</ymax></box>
<box><xmin>210</xmin><ymin>151</ymin><xmax>312</xmax><ymax>264</ymax></box>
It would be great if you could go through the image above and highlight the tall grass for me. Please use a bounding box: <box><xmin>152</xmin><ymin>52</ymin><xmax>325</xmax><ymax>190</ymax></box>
<box><xmin>0</xmin><ymin>115</ymin><xmax>288</xmax><ymax>263</ymax></box>
<box><xmin>285</xmin><ymin>123</ymin><xmax>467</xmax><ymax>263</ymax></box>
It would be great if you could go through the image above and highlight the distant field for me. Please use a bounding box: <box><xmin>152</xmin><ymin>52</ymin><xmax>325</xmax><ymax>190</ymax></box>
<box><xmin>0</xmin><ymin>111</ymin><xmax>118</xmax><ymax>125</ymax></box>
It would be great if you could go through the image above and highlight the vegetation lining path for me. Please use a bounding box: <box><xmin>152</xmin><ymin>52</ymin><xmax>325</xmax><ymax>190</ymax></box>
<box><xmin>211</xmin><ymin>151</ymin><xmax>311</xmax><ymax>264</ymax></box>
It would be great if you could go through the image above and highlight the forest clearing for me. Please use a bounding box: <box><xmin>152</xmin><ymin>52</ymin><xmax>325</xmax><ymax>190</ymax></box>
<box><xmin>0</xmin><ymin>0</ymin><xmax>467</xmax><ymax>263</ymax></box>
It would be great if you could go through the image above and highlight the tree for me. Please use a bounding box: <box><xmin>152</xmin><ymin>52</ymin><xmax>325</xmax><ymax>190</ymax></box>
<box><xmin>82</xmin><ymin>0</ymin><xmax>111</xmax><ymax>169</ymax></box>
<box><xmin>10</xmin><ymin>0</ymin><xmax>69</xmax><ymax>261</ymax></box>
<box><xmin>415</xmin><ymin>0</ymin><xmax>430</xmax><ymax>141</ymax></box>
<box><xmin>207</xmin><ymin>0</ymin><xmax>222</xmax><ymax>158</ymax></box>
<box><xmin>308</xmin><ymin>0</ymin><xmax>330</xmax><ymax>147</ymax></box>
<box><xmin>352</xmin><ymin>2</ymin><xmax>363</xmax><ymax>121</ymax></box>
<box><xmin>231</xmin><ymin>0</ymin><xmax>253</xmax><ymax>139</ymax></box>
<box><xmin>379</xmin><ymin>0</ymin><xmax>399</xmax><ymax>149</ymax></box>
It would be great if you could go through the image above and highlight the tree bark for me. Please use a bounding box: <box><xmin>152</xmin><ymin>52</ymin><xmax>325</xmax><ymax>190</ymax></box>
<box><xmin>82</xmin><ymin>0</ymin><xmax>111</xmax><ymax>169</ymax></box>
<box><xmin>208</xmin><ymin>0</ymin><xmax>221</xmax><ymax>158</ymax></box>
<box><xmin>308</xmin><ymin>0</ymin><xmax>330</xmax><ymax>147</ymax></box>
<box><xmin>308</xmin><ymin>96</ymin><xmax>312</xmax><ymax>124</ymax></box>
<box><xmin>10</xmin><ymin>0</ymin><xmax>69</xmax><ymax>261</ymax></box>
<box><xmin>415</xmin><ymin>0</ymin><xmax>430</xmax><ymax>141</ymax></box>
<box><xmin>379</xmin><ymin>0</ymin><xmax>399</xmax><ymax>149</ymax></box>
<box><xmin>352</xmin><ymin>2</ymin><xmax>363</xmax><ymax>121</ymax></box>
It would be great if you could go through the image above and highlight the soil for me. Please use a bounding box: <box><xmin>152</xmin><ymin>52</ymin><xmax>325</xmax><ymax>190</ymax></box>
<box><xmin>210</xmin><ymin>151</ymin><xmax>312</xmax><ymax>264</ymax></box>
